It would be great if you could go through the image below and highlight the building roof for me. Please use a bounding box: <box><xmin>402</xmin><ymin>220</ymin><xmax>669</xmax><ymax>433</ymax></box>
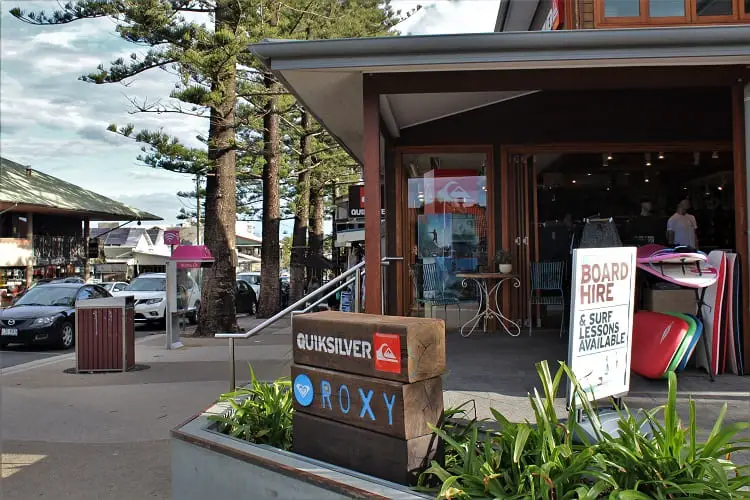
<box><xmin>91</xmin><ymin>227</ymin><xmax>147</xmax><ymax>247</ymax></box>
<box><xmin>251</xmin><ymin>25</ymin><xmax>750</xmax><ymax>163</ymax></box>
<box><xmin>0</xmin><ymin>157</ymin><xmax>161</xmax><ymax>221</ymax></box>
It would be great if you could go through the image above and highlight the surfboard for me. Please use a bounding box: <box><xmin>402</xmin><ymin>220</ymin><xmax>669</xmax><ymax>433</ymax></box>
<box><xmin>677</xmin><ymin>314</ymin><xmax>703</xmax><ymax>373</ymax></box>
<box><xmin>637</xmin><ymin>260</ymin><xmax>718</xmax><ymax>289</ymax></box>
<box><xmin>733</xmin><ymin>257</ymin><xmax>744</xmax><ymax>375</ymax></box>
<box><xmin>696</xmin><ymin>251</ymin><xmax>727</xmax><ymax>377</ymax></box>
<box><xmin>632</xmin><ymin>311</ymin><xmax>690</xmax><ymax>379</ymax></box>
<box><xmin>724</xmin><ymin>254</ymin><xmax>738</xmax><ymax>375</ymax></box>
<box><xmin>663</xmin><ymin>312</ymin><xmax>697</xmax><ymax>376</ymax></box>
<box><xmin>637</xmin><ymin>244</ymin><xmax>707</xmax><ymax>265</ymax></box>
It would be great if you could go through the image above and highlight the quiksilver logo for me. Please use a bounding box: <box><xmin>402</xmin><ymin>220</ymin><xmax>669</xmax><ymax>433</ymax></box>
<box><xmin>296</xmin><ymin>332</ymin><xmax>372</xmax><ymax>359</ymax></box>
<box><xmin>376</xmin><ymin>343</ymin><xmax>398</xmax><ymax>364</ymax></box>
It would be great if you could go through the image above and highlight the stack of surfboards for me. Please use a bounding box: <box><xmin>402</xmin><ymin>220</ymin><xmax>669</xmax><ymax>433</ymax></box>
<box><xmin>632</xmin><ymin>311</ymin><xmax>703</xmax><ymax>379</ymax></box>
<box><xmin>633</xmin><ymin>245</ymin><xmax>745</xmax><ymax>377</ymax></box>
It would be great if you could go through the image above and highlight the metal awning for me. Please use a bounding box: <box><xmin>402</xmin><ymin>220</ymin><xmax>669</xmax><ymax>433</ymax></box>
<box><xmin>251</xmin><ymin>26</ymin><xmax>750</xmax><ymax>163</ymax></box>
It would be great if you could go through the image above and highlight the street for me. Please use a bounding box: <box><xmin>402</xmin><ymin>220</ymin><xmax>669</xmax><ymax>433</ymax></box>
<box><xmin>0</xmin><ymin>324</ymin><xmax>165</xmax><ymax>370</ymax></box>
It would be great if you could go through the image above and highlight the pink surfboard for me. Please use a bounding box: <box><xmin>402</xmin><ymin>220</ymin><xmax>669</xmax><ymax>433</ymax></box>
<box><xmin>637</xmin><ymin>244</ymin><xmax>707</xmax><ymax>265</ymax></box>
<box><xmin>632</xmin><ymin>311</ymin><xmax>690</xmax><ymax>379</ymax></box>
<box><xmin>696</xmin><ymin>251</ymin><xmax>727</xmax><ymax>376</ymax></box>
<box><xmin>637</xmin><ymin>261</ymin><xmax>717</xmax><ymax>289</ymax></box>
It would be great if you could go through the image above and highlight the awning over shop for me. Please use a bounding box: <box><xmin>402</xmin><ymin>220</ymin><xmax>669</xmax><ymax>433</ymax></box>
<box><xmin>335</xmin><ymin>229</ymin><xmax>365</xmax><ymax>247</ymax></box>
<box><xmin>94</xmin><ymin>263</ymin><xmax>128</xmax><ymax>273</ymax></box>
<box><xmin>251</xmin><ymin>26</ymin><xmax>750</xmax><ymax>163</ymax></box>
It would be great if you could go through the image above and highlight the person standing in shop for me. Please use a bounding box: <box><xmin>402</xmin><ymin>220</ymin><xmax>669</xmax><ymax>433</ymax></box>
<box><xmin>667</xmin><ymin>198</ymin><xmax>698</xmax><ymax>248</ymax></box>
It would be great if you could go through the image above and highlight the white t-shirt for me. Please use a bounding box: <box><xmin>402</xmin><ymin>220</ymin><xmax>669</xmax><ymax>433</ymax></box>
<box><xmin>667</xmin><ymin>212</ymin><xmax>698</xmax><ymax>247</ymax></box>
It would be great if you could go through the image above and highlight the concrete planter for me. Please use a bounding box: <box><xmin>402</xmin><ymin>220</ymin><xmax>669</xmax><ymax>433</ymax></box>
<box><xmin>171</xmin><ymin>400</ymin><xmax>431</xmax><ymax>500</ymax></box>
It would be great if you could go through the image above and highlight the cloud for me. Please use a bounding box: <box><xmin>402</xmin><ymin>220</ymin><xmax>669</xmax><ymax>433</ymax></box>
<box><xmin>395</xmin><ymin>0</ymin><xmax>500</xmax><ymax>35</ymax></box>
<box><xmin>112</xmin><ymin>192</ymin><xmax>187</xmax><ymax>225</ymax></box>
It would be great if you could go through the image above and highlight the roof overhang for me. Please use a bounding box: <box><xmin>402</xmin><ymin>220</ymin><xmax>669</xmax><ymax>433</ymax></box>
<box><xmin>0</xmin><ymin>202</ymin><xmax>162</xmax><ymax>222</ymax></box>
<box><xmin>252</xmin><ymin>26</ymin><xmax>750</xmax><ymax>163</ymax></box>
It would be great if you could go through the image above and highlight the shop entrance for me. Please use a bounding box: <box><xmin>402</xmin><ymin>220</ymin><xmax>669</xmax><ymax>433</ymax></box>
<box><xmin>505</xmin><ymin>144</ymin><xmax>736</xmax><ymax>331</ymax></box>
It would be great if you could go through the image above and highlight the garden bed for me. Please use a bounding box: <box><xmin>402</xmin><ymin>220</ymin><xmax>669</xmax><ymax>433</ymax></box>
<box><xmin>171</xmin><ymin>399</ymin><xmax>432</xmax><ymax>500</ymax></box>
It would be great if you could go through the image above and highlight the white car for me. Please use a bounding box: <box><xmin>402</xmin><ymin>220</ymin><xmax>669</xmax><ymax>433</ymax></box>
<box><xmin>102</xmin><ymin>281</ymin><xmax>129</xmax><ymax>294</ymax></box>
<box><xmin>115</xmin><ymin>273</ymin><xmax>201</xmax><ymax>325</ymax></box>
<box><xmin>237</xmin><ymin>272</ymin><xmax>261</xmax><ymax>299</ymax></box>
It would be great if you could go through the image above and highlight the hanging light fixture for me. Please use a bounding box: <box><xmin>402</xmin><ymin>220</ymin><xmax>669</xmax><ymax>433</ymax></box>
<box><xmin>658</xmin><ymin>152</ymin><xmax>665</xmax><ymax>160</ymax></box>
<box><xmin>645</xmin><ymin>153</ymin><xmax>652</xmax><ymax>167</ymax></box>
<box><xmin>712</xmin><ymin>151</ymin><xmax>719</xmax><ymax>159</ymax></box>
<box><xmin>602</xmin><ymin>153</ymin><xmax>609</xmax><ymax>167</ymax></box>
<box><xmin>607</xmin><ymin>153</ymin><xmax>613</xmax><ymax>161</ymax></box>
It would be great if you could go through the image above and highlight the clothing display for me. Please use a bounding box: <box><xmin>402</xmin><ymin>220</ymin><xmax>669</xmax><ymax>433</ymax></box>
<box><xmin>578</xmin><ymin>219</ymin><xmax>622</xmax><ymax>248</ymax></box>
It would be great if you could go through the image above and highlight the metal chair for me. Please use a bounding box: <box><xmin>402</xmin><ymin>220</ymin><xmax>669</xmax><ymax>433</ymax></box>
<box><xmin>528</xmin><ymin>261</ymin><xmax>565</xmax><ymax>337</ymax></box>
<box><xmin>409</xmin><ymin>263</ymin><xmax>461</xmax><ymax>323</ymax></box>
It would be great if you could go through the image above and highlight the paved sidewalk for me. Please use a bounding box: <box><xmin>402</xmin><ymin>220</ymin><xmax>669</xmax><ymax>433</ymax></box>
<box><xmin>1</xmin><ymin>319</ymin><xmax>747</xmax><ymax>499</ymax></box>
<box><xmin>0</xmin><ymin>316</ymin><xmax>292</xmax><ymax>500</ymax></box>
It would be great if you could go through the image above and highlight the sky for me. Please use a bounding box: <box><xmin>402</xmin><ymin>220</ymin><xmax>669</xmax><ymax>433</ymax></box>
<box><xmin>0</xmin><ymin>0</ymin><xmax>500</xmax><ymax>232</ymax></box>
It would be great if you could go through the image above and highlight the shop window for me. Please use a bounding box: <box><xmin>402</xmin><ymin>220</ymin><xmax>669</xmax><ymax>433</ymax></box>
<box><xmin>403</xmin><ymin>151</ymin><xmax>490</xmax><ymax>320</ymax></box>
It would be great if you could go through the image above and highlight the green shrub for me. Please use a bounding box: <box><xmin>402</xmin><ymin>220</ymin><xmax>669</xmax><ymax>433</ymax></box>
<box><xmin>419</xmin><ymin>361</ymin><xmax>750</xmax><ymax>499</ymax></box>
<box><xmin>208</xmin><ymin>365</ymin><xmax>293</xmax><ymax>451</ymax></box>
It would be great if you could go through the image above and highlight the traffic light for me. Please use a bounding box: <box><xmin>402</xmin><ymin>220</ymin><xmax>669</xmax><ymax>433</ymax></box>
<box><xmin>87</xmin><ymin>238</ymin><xmax>100</xmax><ymax>259</ymax></box>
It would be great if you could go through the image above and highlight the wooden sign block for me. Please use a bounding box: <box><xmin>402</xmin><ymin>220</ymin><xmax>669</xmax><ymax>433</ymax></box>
<box><xmin>292</xmin><ymin>364</ymin><xmax>443</xmax><ymax>440</ymax></box>
<box><xmin>293</xmin><ymin>311</ymin><xmax>445</xmax><ymax>383</ymax></box>
<box><xmin>293</xmin><ymin>412</ymin><xmax>440</xmax><ymax>486</ymax></box>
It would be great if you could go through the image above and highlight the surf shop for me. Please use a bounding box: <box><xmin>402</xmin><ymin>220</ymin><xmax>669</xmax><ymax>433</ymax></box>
<box><xmin>252</xmin><ymin>25</ymin><xmax>750</xmax><ymax>371</ymax></box>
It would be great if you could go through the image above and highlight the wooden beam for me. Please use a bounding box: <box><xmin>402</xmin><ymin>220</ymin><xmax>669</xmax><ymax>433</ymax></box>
<box><xmin>363</xmin><ymin>80</ymin><xmax>382</xmax><ymax>314</ymax></box>
<box><xmin>365</xmin><ymin>66</ymin><xmax>749</xmax><ymax>95</ymax></box>
<box><xmin>733</xmin><ymin>84</ymin><xmax>750</xmax><ymax>368</ymax></box>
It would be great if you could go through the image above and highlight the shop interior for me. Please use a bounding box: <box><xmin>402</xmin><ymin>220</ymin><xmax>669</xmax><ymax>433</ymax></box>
<box><xmin>401</xmin><ymin>148</ymin><xmax>736</xmax><ymax>330</ymax></box>
<box><xmin>535</xmin><ymin>150</ymin><xmax>736</xmax><ymax>259</ymax></box>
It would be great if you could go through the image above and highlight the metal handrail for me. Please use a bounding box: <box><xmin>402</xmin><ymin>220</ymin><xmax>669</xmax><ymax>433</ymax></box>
<box><xmin>218</xmin><ymin>260</ymin><xmax>365</xmax><ymax>390</ymax></box>
<box><xmin>291</xmin><ymin>276</ymin><xmax>357</xmax><ymax>316</ymax></box>
<box><xmin>216</xmin><ymin>260</ymin><xmax>365</xmax><ymax>340</ymax></box>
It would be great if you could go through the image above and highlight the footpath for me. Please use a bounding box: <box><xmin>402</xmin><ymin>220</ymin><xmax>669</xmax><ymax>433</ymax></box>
<box><xmin>1</xmin><ymin>318</ymin><xmax>748</xmax><ymax>499</ymax></box>
<box><xmin>0</xmin><ymin>316</ymin><xmax>291</xmax><ymax>500</ymax></box>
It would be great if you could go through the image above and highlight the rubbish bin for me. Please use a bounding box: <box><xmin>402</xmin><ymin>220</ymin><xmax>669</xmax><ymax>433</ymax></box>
<box><xmin>75</xmin><ymin>295</ymin><xmax>135</xmax><ymax>373</ymax></box>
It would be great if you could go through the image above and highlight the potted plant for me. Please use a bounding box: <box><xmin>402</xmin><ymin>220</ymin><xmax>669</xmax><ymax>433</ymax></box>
<box><xmin>493</xmin><ymin>249</ymin><xmax>512</xmax><ymax>274</ymax></box>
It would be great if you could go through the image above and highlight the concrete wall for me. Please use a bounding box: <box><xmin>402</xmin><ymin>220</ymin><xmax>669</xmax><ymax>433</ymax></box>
<box><xmin>171</xmin><ymin>403</ymin><xmax>431</xmax><ymax>500</ymax></box>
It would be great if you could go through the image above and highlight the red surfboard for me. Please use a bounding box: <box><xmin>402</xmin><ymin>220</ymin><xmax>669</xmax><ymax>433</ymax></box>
<box><xmin>632</xmin><ymin>311</ymin><xmax>690</xmax><ymax>379</ymax></box>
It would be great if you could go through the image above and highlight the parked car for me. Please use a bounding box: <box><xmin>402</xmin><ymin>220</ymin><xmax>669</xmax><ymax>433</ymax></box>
<box><xmin>102</xmin><ymin>281</ymin><xmax>130</xmax><ymax>294</ymax></box>
<box><xmin>51</xmin><ymin>277</ymin><xmax>85</xmax><ymax>284</ymax></box>
<box><xmin>237</xmin><ymin>272</ymin><xmax>261</xmax><ymax>298</ymax></box>
<box><xmin>0</xmin><ymin>283</ymin><xmax>111</xmax><ymax>349</ymax></box>
<box><xmin>114</xmin><ymin>273</ymin><xmax>200</xmax><ymax>325</ymax></box>
<box><xmin>236</xmin><ymin>280</ymin><xmax>257</xmax><ymax>315</ymax></box>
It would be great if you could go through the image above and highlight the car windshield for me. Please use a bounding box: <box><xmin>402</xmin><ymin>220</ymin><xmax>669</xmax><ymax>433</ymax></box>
<box><xmin>240</xmin><ymin>275</ymin><xmax>260</xmax><ymax>285</ymax></box>
<box><xmin>127</xmin><ymin>278</ymin><xmax>166</xmax><ymax>292</ymax></box>
<box><xmin>15</xmin><ymin>286</ymin><xmax>78</xmax><ymax>307</ymax></box>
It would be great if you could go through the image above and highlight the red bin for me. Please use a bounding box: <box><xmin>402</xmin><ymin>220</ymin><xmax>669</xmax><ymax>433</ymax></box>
<box><xmin>75</xmin><ymin>296</ymin><xmax>135</xmax><ymax>372</ymax></box>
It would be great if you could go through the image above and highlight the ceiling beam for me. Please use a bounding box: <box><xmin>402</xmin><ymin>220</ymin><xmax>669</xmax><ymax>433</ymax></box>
<box><xmin>365</xmin><ymin>66</ymin><xmax>750</xmax><ymax>95</ymax></box>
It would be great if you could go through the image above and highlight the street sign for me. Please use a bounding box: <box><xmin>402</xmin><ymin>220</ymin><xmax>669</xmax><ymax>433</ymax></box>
<box><xmin>567</xmin><ymin>247</ymin><xmax>637</xmax><ymax>405</ymax></box>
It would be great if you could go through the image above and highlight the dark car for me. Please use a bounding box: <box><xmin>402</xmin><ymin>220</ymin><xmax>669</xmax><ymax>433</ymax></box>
<box><xmin>236</xmin><ymin>280</ymin><xmax>257</xmax><ymax>315</ymax></box>
<box><xmin>0</xmin><ymin>283</ymin><xmax>111</xmax><ymax>349</ymax></box>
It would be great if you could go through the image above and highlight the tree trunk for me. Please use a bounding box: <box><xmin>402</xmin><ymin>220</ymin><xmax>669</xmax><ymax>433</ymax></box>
<box><xmin>196</xmin><ymin>1</ymin><xmax>238</xmax><ymax>335</ymax></box>
<box><xmin>290</xmin><ymin>111</ymin><xmax>312</xmax><ymax>303</ymax></box>
<box><xmin>307</xmin><ymin>170</ymin><xmax>325</xmax><ymax>286</ymax></box>
<box><xmin>257</xmin><ymin>73</ymin><xmax>281</xmax><ymax>318</ymax></box>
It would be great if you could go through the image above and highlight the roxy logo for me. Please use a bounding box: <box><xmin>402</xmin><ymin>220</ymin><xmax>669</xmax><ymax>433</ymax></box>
<box><xmin>374</xmin><ymin>333</ymin><xmax>401</xmax><ymax>374</ymax></box>
<box><xmin>293</xmin><ymin>374</ymin><xmax>314</xmax><ymax>407</ymax></box>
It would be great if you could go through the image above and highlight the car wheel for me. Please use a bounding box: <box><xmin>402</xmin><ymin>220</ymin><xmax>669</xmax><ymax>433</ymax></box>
<box><xmin>189</xmin><ymin>301</ymin><xmax>200</xmax><ymax>325</ymax></box>
<box><xmin>58</xmin><ymin>322</ymin><xmax>74</xmax><ymax>349</ymax></box>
